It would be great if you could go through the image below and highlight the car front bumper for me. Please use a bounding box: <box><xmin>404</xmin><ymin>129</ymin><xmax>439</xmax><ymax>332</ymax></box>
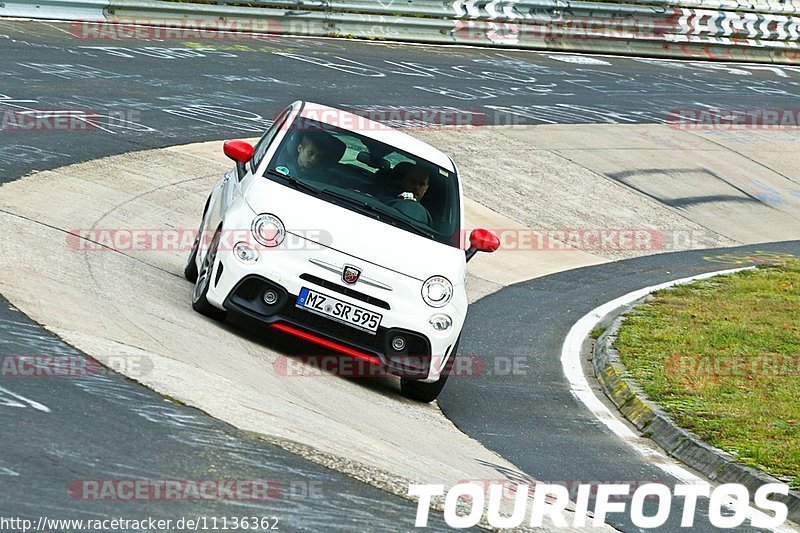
<box><xmin>205</xmin><ymin>243</ymin><xmax>465</xmax><ymax>382</ymax></box>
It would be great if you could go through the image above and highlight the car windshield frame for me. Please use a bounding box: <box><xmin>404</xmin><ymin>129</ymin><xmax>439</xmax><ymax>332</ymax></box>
<box><xmin>262</xmin><ymin>116</ymin><xmax>461</xmax><ymax>248</ymax></box>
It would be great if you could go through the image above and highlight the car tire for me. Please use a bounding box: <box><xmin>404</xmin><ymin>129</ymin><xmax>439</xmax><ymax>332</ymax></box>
<box><xmin>184</xmin><ymin>195</ymin><xmax>211</xmax><ymax>282</ymax></box>
<box><xmin>192</xmin><ymin>227</ymin><xmax>226</xmax><ymax>321</ymax></box>
<box><xmin>400</xmin><ymin>335</ymin><xmax>460</xmax><ymax>403</ymax></box>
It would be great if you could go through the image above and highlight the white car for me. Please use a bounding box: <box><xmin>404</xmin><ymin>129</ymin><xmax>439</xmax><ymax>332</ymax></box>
<box><xmin>185</xmin><ymin>101</ymin><xmax>499</xmax><ymax>401</ymax></box>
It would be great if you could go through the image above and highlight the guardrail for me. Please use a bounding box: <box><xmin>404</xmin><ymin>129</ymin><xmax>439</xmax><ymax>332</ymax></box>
<box><xmin>3</xmin><ymin>0</ymin><xmax>800</xmax><ymax>63</ymax></box>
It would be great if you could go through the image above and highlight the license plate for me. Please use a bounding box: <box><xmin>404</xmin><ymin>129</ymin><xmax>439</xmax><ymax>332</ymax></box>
<box><xmin>296</xmin><ymin>287</ymin><xmax>382</xmax><ymax>334</ymax></box>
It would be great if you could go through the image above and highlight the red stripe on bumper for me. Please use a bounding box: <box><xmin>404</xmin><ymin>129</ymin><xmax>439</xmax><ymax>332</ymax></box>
<box><xmin>270</xmin><ymin>323</ymin><xmax>382</xmax><ymax>366</ymax></box>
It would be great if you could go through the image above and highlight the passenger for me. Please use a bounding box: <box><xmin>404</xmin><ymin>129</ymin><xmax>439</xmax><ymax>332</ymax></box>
<box><xmin>279</xmin><ymin>130</ymin><xmax>343</xmax><ymax>180</ymax></box>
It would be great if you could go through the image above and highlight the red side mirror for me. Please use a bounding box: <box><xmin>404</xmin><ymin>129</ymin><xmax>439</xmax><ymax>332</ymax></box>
<box><xmin>469</xmin><ymin>228</ymin><xmax>500</xmax><ymax>253</ymax></box>
<box><xmin>223</xmin><ymin>140</ymin><xmax>254</xmax><ymax>163</ymax></box>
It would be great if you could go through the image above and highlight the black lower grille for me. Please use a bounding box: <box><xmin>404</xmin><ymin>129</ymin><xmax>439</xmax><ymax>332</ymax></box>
<box><xmin>283</xmin><ymin>304</ymin><xmax>384</xmax><ymax>351</ymax></box>
<box><xmin>226</xmin><ymin>276</ymin><xmax>289</xmax><ymax>318</ymax></box>
<box><xmin>235</xmin><ymin>277</ymin><xmax>264</xmax><ymax>301</ymax></box>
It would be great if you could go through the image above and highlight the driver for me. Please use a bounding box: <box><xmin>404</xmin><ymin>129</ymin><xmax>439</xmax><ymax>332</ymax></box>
<box><xmin>388</xmin><ymin>163</ymin><xmax>433</xmax><ymax>225</ymax></box>
<box><xmin>398</xmin><ymin>164</ymin><xmax>430</xmax><ymax>201</ymax></box>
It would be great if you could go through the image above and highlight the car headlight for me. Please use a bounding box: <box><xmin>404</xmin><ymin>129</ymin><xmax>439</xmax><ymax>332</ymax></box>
<box><xmin>422</xmin><ymin>276</ymin><xmax>453</xmax><ymax>308</ymax></box>
<box><xmin>251</xmin><ymin>213</ymin><xmax>285</xmax><ymax>247</ymax></box>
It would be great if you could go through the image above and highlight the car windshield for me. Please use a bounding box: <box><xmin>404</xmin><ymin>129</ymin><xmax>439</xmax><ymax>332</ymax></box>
<box><xmin>264</xmin><ymin>116</ymin><xmax>461</xmax><ymax>248</ymax></box>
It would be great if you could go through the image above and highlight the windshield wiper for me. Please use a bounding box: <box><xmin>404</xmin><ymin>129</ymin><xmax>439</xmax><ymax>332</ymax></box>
<box><xmin>320</xmin><ymin>188</ymin><xmax>436</xmax><ymax>240</ymax></box>
<box><xmin>319</xmin><ymin>187</ymin><xmax>383</xmax><ymax>220</ymax></box>
<box><xmin>265</xmin><ymin>168</ymin><xmax>320</xmax><ymax>196</ymax></box>
<box><xmin>382</xmin><ymin>214</ymin><xmax>436</xmax><ymax>240</ymax></box>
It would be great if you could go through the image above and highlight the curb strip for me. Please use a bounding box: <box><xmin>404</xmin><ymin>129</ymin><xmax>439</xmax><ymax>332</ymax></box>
<box><xmin>591</xmin><ymin>300</ymin><xmax>800</xmax><ymax>525</ymax></box>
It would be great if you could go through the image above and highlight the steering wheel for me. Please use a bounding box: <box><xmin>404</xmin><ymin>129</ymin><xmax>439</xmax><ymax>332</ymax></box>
<box><xmin>387</xmin><ymin>197</ymin><xmax>433</xmax><ymax>227</ymax></box>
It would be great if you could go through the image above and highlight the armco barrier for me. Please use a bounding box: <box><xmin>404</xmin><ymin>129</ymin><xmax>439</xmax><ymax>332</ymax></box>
<box><xmin>2</xmin><ymin>0</ymin><xmax>108</xmax><ymax>20</ymax></box>
<box><xmin>2</xmin><ymin>0</ymin><xmax>800</xmax><ymax>63</ymax></box>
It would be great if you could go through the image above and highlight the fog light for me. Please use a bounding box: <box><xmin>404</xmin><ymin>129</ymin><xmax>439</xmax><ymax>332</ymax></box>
<box><xmin>233</xmin><ymin>241</ymin><xmax>257</xmax><ymax>263</ymax></box>
<box><xmin>263</xmin><ymin>290</ymin><xmax>278</xmax><ymax>305</ymax></box>
<box><xmin>429</xmin><ymin>314</ymin><xmax>452</xmax><ymax>331</ymax></box>
<box><xmin>391</xmin><ymin>336</ymin><xmax>406</xmax><ymax>351</ymax></box>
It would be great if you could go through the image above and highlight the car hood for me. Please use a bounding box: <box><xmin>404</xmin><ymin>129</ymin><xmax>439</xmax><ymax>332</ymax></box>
<box><xmin>243</xmin><ymin>178</ymin><xmax>466</xmax><ymax>284</ymax></box>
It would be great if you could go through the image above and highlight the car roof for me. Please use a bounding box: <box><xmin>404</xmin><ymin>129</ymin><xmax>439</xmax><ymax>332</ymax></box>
<box><xmin>296</xmin><ymin>102</ymin><xmax>456</xmax><ymax>172</ymax></box>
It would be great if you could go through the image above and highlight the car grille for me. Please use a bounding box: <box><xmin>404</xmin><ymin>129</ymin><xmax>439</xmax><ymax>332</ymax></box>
<box><xmin>299</xmin><ymin>273</ymin><xmax>391</xmax><ymax>310</ymax></box>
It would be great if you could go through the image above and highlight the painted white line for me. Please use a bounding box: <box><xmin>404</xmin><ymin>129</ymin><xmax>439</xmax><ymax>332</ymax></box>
<box><xmin>560</xmin><ymin>266</ymin><xmax>798</xmax><ymax>533</ymax></box>
<box><xmin>546</xmin><ymin>55</ymin><xmax>612</xmax><ymax>65</ymax></box>
<box><xmin>0</xmin><ymin>466</ymin><xmax>20</xmax><ymax>476</ymax></box>
<box><xmin>0</xmin><ymin>385</ymin><xmax>51</xmax><ymax>413</ymax></box>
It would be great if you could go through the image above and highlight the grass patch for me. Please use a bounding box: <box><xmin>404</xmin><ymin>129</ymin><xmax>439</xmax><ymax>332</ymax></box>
<box><xmin>614</xmin><ymin>262</ymin><xmax>800</xmax><ymax>489</ymax></box>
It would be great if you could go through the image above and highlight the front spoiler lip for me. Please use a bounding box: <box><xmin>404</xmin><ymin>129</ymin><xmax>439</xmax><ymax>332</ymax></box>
<box><xmin>222</xmin><ymin>285</ymin><xmax>431</xmax><ymax>380</ymax></box>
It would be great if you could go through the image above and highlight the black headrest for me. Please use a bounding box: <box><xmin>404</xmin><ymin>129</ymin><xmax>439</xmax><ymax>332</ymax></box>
<box><xmin>326</xmin><ymin>135</ymin><xmax>346</xmax><ymax>164</ymax></box>
<box><xmin>357</xmin><ymin>151</ymin><xmax>390</xmax><ymax>170</ymax></box>
<box><xmin>389</xmin><ymin>161</ymin><xmax>415</xmax><ymax>182</ymax></box>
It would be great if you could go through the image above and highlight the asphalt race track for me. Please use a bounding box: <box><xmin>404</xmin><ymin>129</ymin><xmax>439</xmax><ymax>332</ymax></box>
<box><xmin>4</xmin><ymin>19</ymin><xmax>800</xmax><ymax>181</ymax></box>
<box><xmin>1</xmin><ymin>18</ymin><xmax>799</xmax><ymax>532</ymax></box>
<box><xmin>0</xmin><ymin>299</ymin><xmax>459</xmax><ymax>531</ymax></box>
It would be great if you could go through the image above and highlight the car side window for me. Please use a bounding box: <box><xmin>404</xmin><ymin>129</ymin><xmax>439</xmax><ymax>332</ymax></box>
<box><xmin>250</xmin><ymin>108</ymin><xmax>291</xmax><ymax>174</ymax></box>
